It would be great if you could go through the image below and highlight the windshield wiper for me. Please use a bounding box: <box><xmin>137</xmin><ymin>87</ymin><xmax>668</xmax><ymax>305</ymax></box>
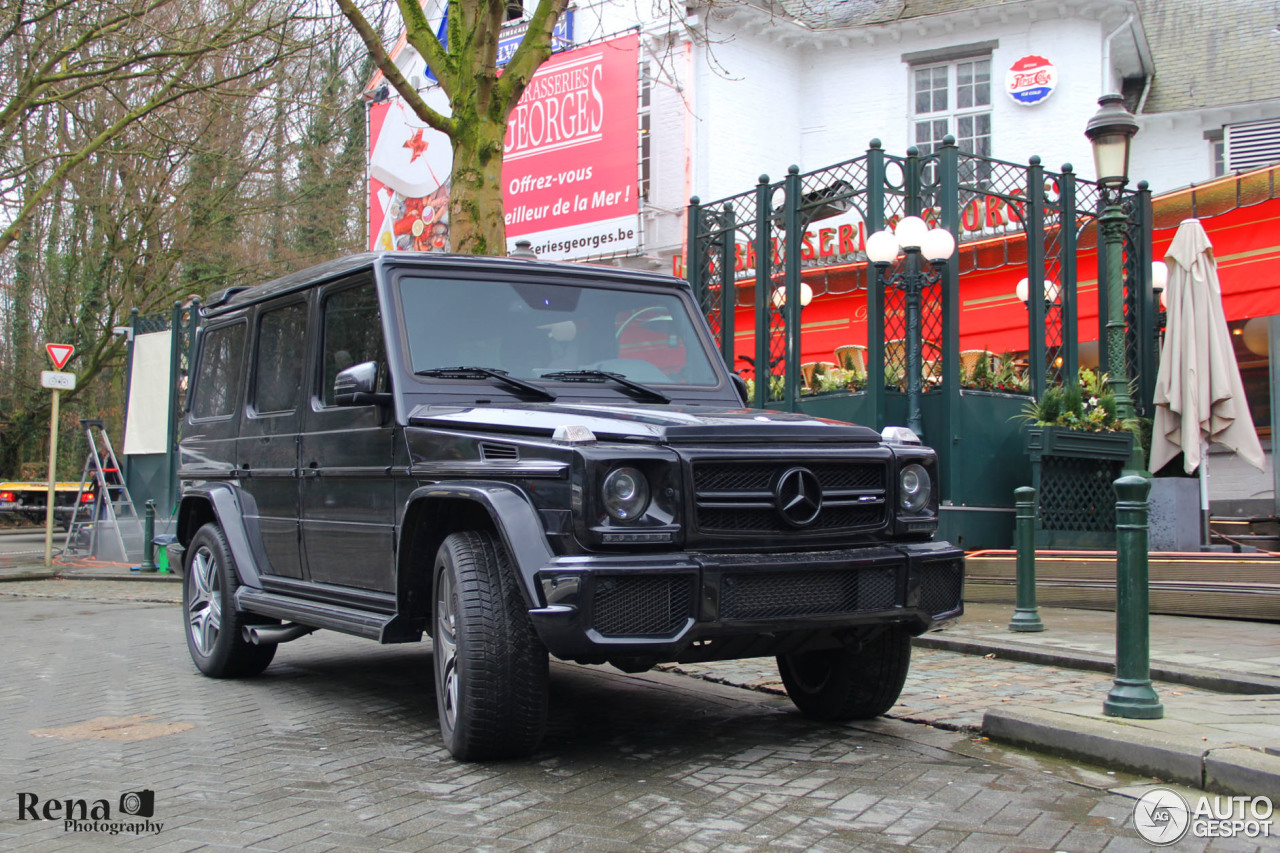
<box><xmin>415</xmin><ymin>366</ymin><xmax>556</xmax><ymax>401</ymax></box>
<box><xmin>540</xmin><ymin>370</ymin><xmax>670</xmax><ymax>403</ymax></box>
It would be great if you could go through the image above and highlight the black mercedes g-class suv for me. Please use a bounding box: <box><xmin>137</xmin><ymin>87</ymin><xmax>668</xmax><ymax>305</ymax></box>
<box><xmin>176</xmin><ymin>252</ymin><xmax>963</xmax><ymax>760</ymax></box>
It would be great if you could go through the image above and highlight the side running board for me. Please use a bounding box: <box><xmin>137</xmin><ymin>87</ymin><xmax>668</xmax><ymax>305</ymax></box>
<box><xmin>235</xmin><ymin>588</ymin><xmax>421</xmax><ymax>643</ymax></box>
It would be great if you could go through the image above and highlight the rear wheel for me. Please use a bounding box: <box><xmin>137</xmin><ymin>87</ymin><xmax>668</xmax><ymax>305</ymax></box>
<box><xmin>183</xmin><ymin>523</ymin><xmax>276</xmax><ymax>678</ymax></box>
<box><xmin>433</xmin><ymin>530</ymin><xmax>548</xmax><ymax>760</ymax></box>
<box><xmin>776</xmin><ymin>626</ymin><xmax>911</xmax><ymax>721</ymax></box>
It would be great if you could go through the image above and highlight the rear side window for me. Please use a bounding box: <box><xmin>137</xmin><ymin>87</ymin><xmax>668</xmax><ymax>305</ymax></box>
<box><xmin>254</xmin><ymin>302</ymin><xmax>308</xmax><ymax>414</ymax></box>
<box><xmin>321</xmin><ymin>283</ymin><xmax>388</xmax><ymax>406</ymax></box>
<box><xmin>191</xmin><ymin>322</ymin><xmax>246</xmax><ymax>420</ymax></box>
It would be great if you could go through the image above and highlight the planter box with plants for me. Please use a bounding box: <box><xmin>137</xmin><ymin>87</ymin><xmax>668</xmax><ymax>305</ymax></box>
<box><xmin>1021</xmin><ymin>370</ymin><xmax>1137</xmax><ymax>550</ymax></box>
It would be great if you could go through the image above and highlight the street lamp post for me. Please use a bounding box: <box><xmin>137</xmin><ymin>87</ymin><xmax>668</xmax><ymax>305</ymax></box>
<box><xmin>867</xmin><ymin>216</ymin><xmax>956</xmax><ymax>438</ymax></box>
<box><xmin>1087</xmin><ymin>93</ymin><xmax>1163</xmax><ymax>721</ymax></box>
<box><xmin>1085</xmin><ymin>93</ymin><xmax>1146</xmax><ymax>477</ymax></box>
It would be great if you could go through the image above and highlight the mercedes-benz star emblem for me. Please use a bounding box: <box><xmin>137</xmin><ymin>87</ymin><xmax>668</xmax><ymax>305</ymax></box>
<box><xmin>775</xmin><ymin>467</ymin><xmax>823</xmax><ymax>527</ymax></box>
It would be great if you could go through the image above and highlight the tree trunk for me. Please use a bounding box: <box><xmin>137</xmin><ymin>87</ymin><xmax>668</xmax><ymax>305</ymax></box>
<box><xmin>448</xmin><ymin>117</ymin><xmax>508</xmax><ymax>256</ymax></box>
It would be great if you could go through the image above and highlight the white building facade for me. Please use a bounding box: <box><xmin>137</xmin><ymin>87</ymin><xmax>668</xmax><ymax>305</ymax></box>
<box><xmin>616</xmin><ymin>0</ymin><xmax>1280</xmax><ymax>272</ymax></box>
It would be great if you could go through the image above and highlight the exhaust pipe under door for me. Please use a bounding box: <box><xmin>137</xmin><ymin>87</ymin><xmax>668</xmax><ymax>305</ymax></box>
<box><xmin>243</xmin><ymin>623</ymin><xmax>315</xmax><ymax>645</ymax></box>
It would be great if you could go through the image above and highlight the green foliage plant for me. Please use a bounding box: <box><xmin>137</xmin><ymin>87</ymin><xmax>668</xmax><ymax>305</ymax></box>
<box><xmin>813</xmin><ymin>366</ymin><xmax>862</xmax><ymax>394</ymax></box>
<box><xmin>1018</xmin><ymin>367</ymin><xmax>1125</xmax><ymax>432</ymax></box>
<box><xmin>960</xmin><ymin>351</ymin><xmax>1030</xmax><ymax>393</ymax></box>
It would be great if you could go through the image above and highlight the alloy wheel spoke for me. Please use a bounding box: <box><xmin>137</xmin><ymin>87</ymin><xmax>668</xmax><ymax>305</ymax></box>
<box><xmin>190</xmin><ymin>551</ymin><xmax>213</xmax><ymax>606</ymax></box>
<box><xmin>436</xmin><ymin>569</ymin><xmax>460</xmax><ymax>726</ymax></box>
<box><xmin>190</xmin><ymin>607</ymin><xmax>210</xmax><ymax>654</ymax></box>
<box><xmin>202</xmin><ymin>610</ymin><xmax>218</xmax><ymax>652</ymax></box>
<box><xmin>188</xmin><ymin>547</ymin><xmax>221</xmax><ymax>655</ymax></box>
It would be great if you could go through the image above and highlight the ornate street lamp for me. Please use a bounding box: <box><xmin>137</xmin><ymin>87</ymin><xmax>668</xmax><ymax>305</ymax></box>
<box><xmin>867</xmin><ymin>216</ymin><xmax>956</xmax><ymax>437</ymax></box>
<box><xmin>1151</xmin><ymin>260</ymin><xmax>1169</xmax><ymax>342</ymax></box>
<box><xmin>1087</xmin><ymin>94</ymin><xmax>1163</xmax><ymax>723</ymax></box>
<box><xmin>1015</xmin><ymin>278</ymin><xmax>1060</xmax><ymax>308</ymax></box>
<box><xmin>1084</xmin><ymin>94</ymin><xmax>1141</xmax><ymax>459</ymax></box>
<box><xmin>1017</xmin><ymin>278</ymin><xmax>1062</xmax><ymax>379</ymax></box>
<box><xmin>770</xmin><ymin>282</ymin><xmax>813</xmax><ymax>310</ymax></box>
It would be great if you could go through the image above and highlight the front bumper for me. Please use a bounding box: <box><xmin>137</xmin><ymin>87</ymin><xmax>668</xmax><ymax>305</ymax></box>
<box><xmin>527</xmin><ymin>540</ymin><xmax>964</xmax><ymax>663</ymax></box>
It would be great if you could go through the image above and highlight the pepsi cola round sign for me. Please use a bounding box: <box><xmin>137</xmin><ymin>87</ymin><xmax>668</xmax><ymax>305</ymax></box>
<box><xmin>1005</xmin><ymin>55</ymin><xmax>1057</xmax><ymax>105</ymax></box>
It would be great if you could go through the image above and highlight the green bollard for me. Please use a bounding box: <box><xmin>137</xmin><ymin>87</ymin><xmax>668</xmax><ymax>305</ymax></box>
<box><xmin>1009</xmin><ymin>487</ymin><xmax>1045</xmax><ymax>632</ymax></box>
<box><xmin>140</xmin><ymin>500</ymin><xmax>157</xmax><ymax>573</ymax></box>
<box><xmin>1104</xmin><ymin>475</ymin><xmax>1163</xmax><ymax>719</ymax></box>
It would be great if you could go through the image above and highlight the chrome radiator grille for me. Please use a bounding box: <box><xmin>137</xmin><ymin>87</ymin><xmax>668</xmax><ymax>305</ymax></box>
<box><xmin>692</xmin><ymin>460</ymin><xmax>888</xmax><ymax>536</ymax></box>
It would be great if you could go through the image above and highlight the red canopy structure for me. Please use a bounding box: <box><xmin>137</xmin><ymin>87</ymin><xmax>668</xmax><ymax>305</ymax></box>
<box><xmin>721</xmin><ymin>178</ymin><xmax>1280</xmax><ymax>371</ymax></box>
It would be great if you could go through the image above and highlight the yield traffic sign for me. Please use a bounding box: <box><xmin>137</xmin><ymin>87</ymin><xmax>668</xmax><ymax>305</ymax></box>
<box><xmin>45</xmin><ymin>343</ymin><xmax>74</xmax><ymax>370</ymax></box>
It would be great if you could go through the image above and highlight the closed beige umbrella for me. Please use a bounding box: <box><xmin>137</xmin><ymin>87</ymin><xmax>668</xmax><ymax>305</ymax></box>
<box><xmin>1150</xmin><ymin>219</ymin><xmax>1265</xmax><ymax>540</ymax></box>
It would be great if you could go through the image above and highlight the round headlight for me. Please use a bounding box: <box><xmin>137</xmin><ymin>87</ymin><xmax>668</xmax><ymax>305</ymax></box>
<box><xmin>899</xmin><ymin>463</ymin><xmax>931</xmax><ymax>513</ymax></box>
<box><xmin>602</xmin><ymin>466</ymin><xmax>650</xmax><ymax>521</ymax></box>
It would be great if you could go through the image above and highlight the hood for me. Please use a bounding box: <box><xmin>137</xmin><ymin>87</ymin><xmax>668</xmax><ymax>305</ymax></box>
<box><xmin>407</xmin><ymin>402</ymin><xmax>882</xmax><ymax>444</ymax></box>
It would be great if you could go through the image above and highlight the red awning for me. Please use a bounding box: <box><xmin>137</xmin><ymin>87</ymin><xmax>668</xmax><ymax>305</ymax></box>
<box><xmin>727</xmin><ymin>191</ymin><xmax>1280</xmax><ymax>368</ymax></box>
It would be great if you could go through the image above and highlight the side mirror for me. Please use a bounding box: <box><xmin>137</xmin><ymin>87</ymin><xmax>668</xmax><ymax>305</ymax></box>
<box><xmin>334</xmin><ymin>361</ymin><xmax>391</xmax><ymax>407</ymax></box>
<box><xmin>730</xmin><ymin>374</ymin><xmax>749</xmax><ymax>407</ymax></box>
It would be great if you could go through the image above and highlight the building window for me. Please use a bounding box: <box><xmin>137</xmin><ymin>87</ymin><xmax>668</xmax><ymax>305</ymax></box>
<box><xmin>912</xmin><ymin>57</ymin><xmax>992</xmax><ymax>186</ymax></box>
<box><xmin>1207</xmin><ymin>130</ymin><xmax>1225</xmax><ymax>177</ymax></box>
<box><xmin>505</xmin><ymin>0</ymin><xmax>523</xmax><ymax>21</ymax></box>
<box><xmin>638</xmin><ymin>60</ymin><xmax>651</xmax><ymax>203</ymax></box>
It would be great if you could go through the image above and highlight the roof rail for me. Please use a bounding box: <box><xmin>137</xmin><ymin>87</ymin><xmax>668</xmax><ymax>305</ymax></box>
<box><xmin>202</xmin><ymin>286</ymin><xmax>252</xmax><ymax>309</ymax></box>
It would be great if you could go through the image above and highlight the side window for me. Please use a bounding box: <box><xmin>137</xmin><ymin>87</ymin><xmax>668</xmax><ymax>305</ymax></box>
<box><xmin>253</xmin><ymin>302</ymin><xmax>308</xmax><ymax>414</ymax></box>
<box><xmin>321</xmin><ymin>283</ymin><xmax>388</xmax><ymax>406</ymax></box>
<box><xmin>191</xmin><ymin>323</ymin><xmax>246</xmax><ymax>420</ymax></box>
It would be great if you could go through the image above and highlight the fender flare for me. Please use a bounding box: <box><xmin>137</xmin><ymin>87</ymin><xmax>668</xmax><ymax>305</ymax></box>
<box><xmin>177</xmin><ymin>483</ymin><xmax>265</xmax><ymax>589</ymax></box>
<box><xmin>400</xmin><ymin>481</ymin><xmax>555</xmax><ymax>608</ymax></box>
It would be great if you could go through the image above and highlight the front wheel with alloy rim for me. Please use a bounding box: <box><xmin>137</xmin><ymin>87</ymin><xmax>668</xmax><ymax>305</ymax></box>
<box><xmin>433</xmin><ymin>530</ymin><xmax>548</xmax><ymax>761</ymax></box>
<box><xmin>776</xmin><ymin>626</ymin><xmax>912</xmax><ymax>721</ymax></box>
<box><xmin>183</xmin><ymin>522</ymin><xmax>277</xmax><ymax>678</ymax></box>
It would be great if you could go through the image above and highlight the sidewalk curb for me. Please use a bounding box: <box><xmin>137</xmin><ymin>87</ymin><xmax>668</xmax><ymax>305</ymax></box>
<box><xmin>56</xmin><ymin>571</ymin><xmax>181</xmax><ymax>583</ymax></box>
<box><xmin>916</xmin><ymin>634</ymin><xmax>1280</xmax><ymax>695</ymax></box>
<box><xmin>983</xmin><ymin>707</ymin><xmax>1280</xmax><ymax>798</ymax></box>
<box><xmin>0</xmin><ymin>568</ymin><xmax>180</xmax><ymax>583</ymax></box>
<box><xmin>0</xmin><ymin>570</ymin><xmax>58</xmax><ymax>582</ymax></box>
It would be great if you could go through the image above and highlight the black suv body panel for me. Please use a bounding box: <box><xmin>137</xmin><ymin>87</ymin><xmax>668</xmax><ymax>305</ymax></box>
<box><xmin>178</xmin><ymin>252</ymin><xmax>964</xmax><ymax>672</ymax></box>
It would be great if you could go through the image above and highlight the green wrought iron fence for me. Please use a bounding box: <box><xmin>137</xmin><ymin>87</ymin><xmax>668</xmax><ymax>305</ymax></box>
<box><xmin>688</xmin><ymin>140</ymin><xmax>1150</xmax><ymax>412</ymax></box>
<box><xmin>684</xmin><ymin>139</ymin><xmax>1154</xmax><ymax>549</ymax></box>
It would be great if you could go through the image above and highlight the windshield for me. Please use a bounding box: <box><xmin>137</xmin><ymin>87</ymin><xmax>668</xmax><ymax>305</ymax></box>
<box><xmin>397</xmin><ymin>275</ymin><xmax>720</xmax><ymax>387</ymax></box>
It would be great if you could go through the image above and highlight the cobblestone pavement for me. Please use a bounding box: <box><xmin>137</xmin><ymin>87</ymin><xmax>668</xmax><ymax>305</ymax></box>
<box><xmin>661</xmin><ymin>651</ymin><xmax>1226</xmax><ymax>733</ymax></box>
<box><xmin>0</xmin><ymin>578</ymin><xmax>1191</xmax><ymax>733</ymax></box>
<box><xmin>0</xmin><ymin>588</ymin><xmax>1262</xmax><ymax>851</ymax></box>
<box><xmin>0</xmin><ymin>576</ymin><xmax>181</xmax><ymax>604</ymax></box>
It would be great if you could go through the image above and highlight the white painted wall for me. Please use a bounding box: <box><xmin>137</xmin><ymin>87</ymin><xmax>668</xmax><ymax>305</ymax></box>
<box><xmin>631</xmin><ymin>8</ymin><xmax>1129</xmax><ymax>258</ymax></box>
<box><xmin>580</xmin><ymin>0</ymin><xmax>1274</xmax><ymax>260</ymax></box>
<box><xmin>787</xmin><ymin>17</ymin><xmax>1106</xmax><ymax>178</ymax></box>
<box><xmin>691</xmin><ymin>34</ymin><xmax>806</xmax><ymax>200</ymax></box>
<box><xmin>1132</xmin><ymin>113</ymin><xmax>1219</xmax><ymax>195</ymax></box>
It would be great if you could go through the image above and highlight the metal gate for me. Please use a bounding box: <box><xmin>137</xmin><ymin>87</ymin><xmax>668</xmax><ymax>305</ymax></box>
<box><xmin>684</xmin><ymin>137</ymin><xmax>1155</xmax><ymax>548</ymax></box>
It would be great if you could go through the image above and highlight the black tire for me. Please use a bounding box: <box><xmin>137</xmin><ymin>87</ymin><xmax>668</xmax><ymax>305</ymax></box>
<box><xmin>432</xmin><ymin>530</ymin><xmax>548</xmax><ymax>761</ymax></box>
<box><xmin>776</xmin><ymin>626</ymin><xmax>911</xmax><ymax>721</ymax></box>
<box><xmin>183</xmin><ymin>522</ymin><xmax>276</xmax><ymax>678</ymax></box>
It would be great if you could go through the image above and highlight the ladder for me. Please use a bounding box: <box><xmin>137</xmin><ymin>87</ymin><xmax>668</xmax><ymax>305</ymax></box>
<box><xmin>65</xmin><ymin>420</ymin><xmax>143</xmax><ymax>563</ymax></box>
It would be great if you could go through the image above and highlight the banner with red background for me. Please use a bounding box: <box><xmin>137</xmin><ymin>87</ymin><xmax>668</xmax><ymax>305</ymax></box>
<box><xmin>365</xmin><ymin>33</ymin><xmax>639</xmax><ymax>261</ymax></box>
<box><xmin>502</xmin><ymin>33</ymin><xmax>639</xmax><ymax>259</ymax></box>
